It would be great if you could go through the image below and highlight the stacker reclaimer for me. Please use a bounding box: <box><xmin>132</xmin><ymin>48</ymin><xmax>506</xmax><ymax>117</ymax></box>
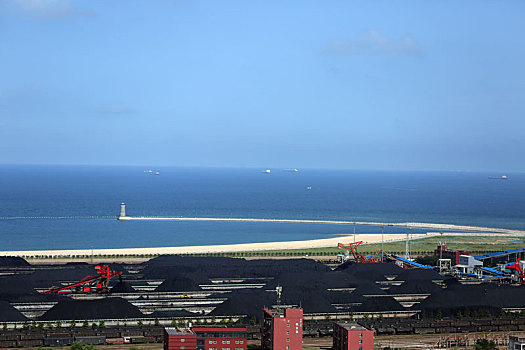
<box><xmin>41</xmin><ymin>265</ymin><xmax>122</xmax><ymax>294</ymax></box>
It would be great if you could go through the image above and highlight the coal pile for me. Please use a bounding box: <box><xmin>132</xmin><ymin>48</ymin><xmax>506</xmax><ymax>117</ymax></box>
<box><xmin>150</xmin><ymin>310</ymin><xmax>197</xmax><ymax>318</ymax></box>
<box><xmin>336</xmin><ymin>262</ymin><xmax>403</xmax><ymax>281</ymax></box>
<box><xmin>0</xmin><ymin>256</ymin><xmax>30</xmax><ymax>266</ymax></box>
<box><xmin>155</xmin><ymin>277</ymin><xmax>202</xmax><ymax>292</ymax></box>
<box><xmin>141</xmin><ymin>256</ymin><xmax>330</xmax><ymax>280</ymax></box>
<box><xmin>210</xmin><ymin>289</ymin><xmax>275</xmax><ymax>319</ymax></box>
<box><xmin>0</xmin><ymin>276</ymin><xmax>39</xmax><ymax>300</ymax></box>
<box><xmin>395</xmin><ymin>268</ymin><xmax>442</xmax><ymax>281</ymax></box>
<box><xmin>0</xmin><ymin>301</ymin><xmax>28</xmax><ymax>321</ymax></box>
<box><xmin>388</xmin><ymin>280</ymin><xmax>443</xmax><ymax>294</ymax></box>
<box><xmin>356</xmin><ymin>296</ymin><xmax>405</xmax><ymax>312</ymax></box>
<box><xmin>414</xmin><ymin>282</ymin><xmax>515</xmax><ymax>316</ymax></box>
<box><xmin>40</xmin><ymin>297</ymin><xmax>144</xmax><ymax>320</ymax></box>
<box><xmin>110</xmin><ymin>281</ymin><xmax>136</xmax><ymax>293</ymax></box>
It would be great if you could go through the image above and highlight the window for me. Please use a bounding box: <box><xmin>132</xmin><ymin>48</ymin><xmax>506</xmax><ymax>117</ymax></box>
<box><xmin>286</xmin><ymin>331</ymin><xmax>289</xmax><ymax>335</ymax></box>
<box><xmin>209</xmin><ymin>341</ymin><xmax>213</xmax><ymax>344</ymax></box>
<box><xmin>181</xmin><ymin>347</ymin><xmax>184</xmax><ymax>350</ymax></box>
<box><xmin>214</xmin><ymin>341</ymin><xmax>217</xmax><ymax>344</ymax></box>
<box><xmin>286</xmin><ymin>338</ymin><xmax>290</xmax><ymax>342</ymax></box>
<box><xmin>227</xmin><ymin>341</ymin><xmax>230</xmax><ymax>344</ymax></box>
<box><xmin>181</xmin><ymin>339</ymin><xmax>185</xmax><ymax>343</ymax></box>
<box><xmin>222</xmin><ymin>341</ymin><xmax>226</xmax><ymax>344</ymax></box>
<box><xmin>359</xmin><ymin>340</ymin><xmax>362</xmax><ymax>344</ymax></box>
<box><xmin>240</xmin><ymin>341</ymin><xmax>243</xmax><ymax>344</ymax></box>
<box><xmin>359</xmin><ymin>333</ymin><xmax>363</xmax><ymax>337</ymax></box>
<box><xmin>287</xmin><ymin>324</ymin><xmax>290</xmax><ymax>327</ymax></box>
<box><xmin>286</xmin><ymin>347</ymin><xmax>289</xmax><ymax>350</ymax></box>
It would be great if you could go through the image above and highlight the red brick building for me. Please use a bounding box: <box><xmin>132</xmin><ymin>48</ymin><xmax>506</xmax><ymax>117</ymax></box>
<box><xmin>261</xmin><ymin>307</ymin><xmax>303</xmax><ymax>350</ymax></box>
<box><xmin>164</xmin><ymin>327</ymin><xmax>197</xmax><ymax>350</ymax></box>
<box><xmin>192</xmin><ymin>327</ymin><xmax>247</xmax><ymax>350</ymax></box>
<box><xmin>332</xmin><ymin>322</ymin><xmax>374</xmax><ymax>350</ymax></box>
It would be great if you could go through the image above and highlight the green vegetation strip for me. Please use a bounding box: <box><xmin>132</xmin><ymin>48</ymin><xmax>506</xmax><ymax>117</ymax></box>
<box><xmin>24</xmin><ymin>235</ymin><xmax>525</xmax><ymax>260</ymax></box>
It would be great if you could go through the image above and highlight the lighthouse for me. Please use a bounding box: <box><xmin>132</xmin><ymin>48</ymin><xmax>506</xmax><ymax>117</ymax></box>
<box><xmin>117</xmin><ymin>203</ymin><xmax>130</xmax><ymax>220</ymax></box>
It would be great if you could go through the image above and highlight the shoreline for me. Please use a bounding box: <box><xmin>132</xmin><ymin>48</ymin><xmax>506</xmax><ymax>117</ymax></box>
<box><xmin>0</xmin><ymin>232</ymin><xmax>432</xmax><ymax>257</ymax></box>
<box><xmin>119</xmin><ymin>216</ymin><xmax>525</xmax><ymax>235</ymax></box>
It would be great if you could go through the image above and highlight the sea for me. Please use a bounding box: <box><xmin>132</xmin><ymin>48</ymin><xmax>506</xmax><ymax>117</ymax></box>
<box><xmin>0</xmin><ymin>165</ymin><xmax>524</xmax><ymax>251</ymax></box>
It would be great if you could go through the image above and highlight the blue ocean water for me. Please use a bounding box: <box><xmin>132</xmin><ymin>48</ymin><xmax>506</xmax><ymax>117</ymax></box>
<box><xmin>0</xmin><ymin>165</ymin><xmax>524</xmax><ymax>251</ymax></box>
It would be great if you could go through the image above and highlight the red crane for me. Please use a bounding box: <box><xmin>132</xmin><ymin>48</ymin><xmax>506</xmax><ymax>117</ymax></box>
<box><xmin>506</xmin><ymin>258</ymin><xmax>525</xmax><ymax>285</ymax></box>
<box><xmin>41</xmin><ymin>265</ymin><xmax>122</xmax><ymax>294</ymax></box>
<box><xmin>338</xmin><ymin>241</ymin><xmax>382</xmax><ymax>263</ymax></box>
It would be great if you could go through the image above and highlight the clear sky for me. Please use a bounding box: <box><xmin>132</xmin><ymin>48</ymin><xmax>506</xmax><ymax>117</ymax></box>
<box><xmin>1</xmin><ymin>0</ymin><xmax>524</xmax><ymax>171</ymax></box>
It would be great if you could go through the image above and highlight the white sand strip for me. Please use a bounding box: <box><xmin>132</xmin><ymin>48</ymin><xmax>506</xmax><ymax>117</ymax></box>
<box><xmin>120</xmin><ymin>216</ymin><xmax>525</xmax><ymax>235</ymax></box>
<box><xmin>0</xmin><ymin>233</ymin><xmax>432</xmax><ymax>257</ymax></box>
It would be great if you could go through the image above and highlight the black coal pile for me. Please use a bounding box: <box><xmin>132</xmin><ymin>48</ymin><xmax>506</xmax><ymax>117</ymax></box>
<box><xmin>28</xmin><ymin>265</ymin><xmax>101</xmax><ymax>285</ymax></box>
<box><xmin>149</xmin><ymin>310</ymin><xmax>197</xmax><ymax>318</ymax></box>
<box><xmin>155</xmin><ymin>277</ymin><xmax>202</xmax><ymax>292</ymax></box>
<box><xmin>40</xmin><ymin>297</ymin><xmax>144</xmax><ymax>320</ymax></box>
<box><xmin>141</xmin><ymin>256</ymin><xmax>330</xmax><ymax>280</ymax></box>
<box><xmin>356</xmin><ymin>296</ymin><xmax>405</xmax><ymax>312</ymax></box>
<box><xmin>110</xmin><ymin>281</ymin><xmax>136</xmax><ymax>293</ymax></box>
<box><xmin>0</xmin><ymin>301</ymin><xmax>28</xmax><ymax>321</ymax></box>
<box><xmin>0</xmin><ymin>276</ymin><xmax>39</xmax><ymax>300</ymax></box>
<box><xmin>388</xmin><ymin>280</ymin><xmax>443</xmax><ymax>294</ymax></box>
<box><xmin>414</xmin><ymin>281</ymin><xmax>516</xmax><ymax>316</ymax></box>
<box><xmin>0</xmin><ymin>256</ymin><xmax>30</xmax><ymax>266</ymax></box>
<box><xmin>336</xmin><ymin>262</ymin><xmax>403</xmax><ymax>281</ymax></box>
<box><xmin>267</xmin><ymin>271</ymin><xmax>359</xmax><ymax>290</ymax></box>
<box><xmin>395</xmin><ymin>268</ymin><xmax>442</xmax><ymax>281</ymax></box>
<box><xmin>210</xmin><ymin>289</ymin><xmax>275</xmax><ymax>319</ymax></box>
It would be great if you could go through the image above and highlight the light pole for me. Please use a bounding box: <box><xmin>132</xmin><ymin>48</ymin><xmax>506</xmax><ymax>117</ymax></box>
<box><xmin>381</xmin><ymin>225</ymin><xmax>384</xmax><ymax>262</ymax></box>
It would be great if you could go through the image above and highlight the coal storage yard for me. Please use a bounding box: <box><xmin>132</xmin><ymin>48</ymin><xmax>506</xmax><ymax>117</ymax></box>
<box><xmin>1</xmin><ymin>255</ymin><xmax>525</xmax><ymax>325</ymax></box>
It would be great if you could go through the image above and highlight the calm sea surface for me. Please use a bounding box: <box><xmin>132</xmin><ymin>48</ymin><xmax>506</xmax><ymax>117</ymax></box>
<box><xmin>0</xmin><ymin>165</ymin><xmax>524</xmax><ymax>251</ymax></box>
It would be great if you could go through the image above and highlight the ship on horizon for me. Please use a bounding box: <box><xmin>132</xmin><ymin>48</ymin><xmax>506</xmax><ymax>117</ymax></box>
<box><xmin>488</xmin><ymin>175</ymin><xmax>508</xmax><ymax>180</ymax></box>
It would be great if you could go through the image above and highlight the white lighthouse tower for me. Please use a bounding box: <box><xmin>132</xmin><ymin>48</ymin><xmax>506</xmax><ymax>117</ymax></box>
<box><xmin>117</xmin><ymin>202</ymin><xmax>130</xmax><ymax>220</ymax></box>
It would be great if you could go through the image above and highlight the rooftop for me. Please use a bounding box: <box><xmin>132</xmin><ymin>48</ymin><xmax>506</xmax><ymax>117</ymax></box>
<box><xmin>165</xmin><ymin>327</ymin><xmax>195</xmax><ymax>335</ymax></box>
<box><xmin>335</xmin><ymin>323</ymin><xmax>369</xmax><ymax>331</ymax></box>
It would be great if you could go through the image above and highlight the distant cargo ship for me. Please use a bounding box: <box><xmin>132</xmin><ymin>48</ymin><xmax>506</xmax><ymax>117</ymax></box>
<box><xmin>488</xmin><ymin>175</ymin><xmax>508</xmax><ymax>180</ymax></box>
<box><xmin>261</xmin><ymin>169</ymin><xmax>271</xmax><ymax>174</ymax></box>
<box><xmin>284</xmin><ymin>168</ymin><xmax>299</xmax><ymax>172</ymax></box>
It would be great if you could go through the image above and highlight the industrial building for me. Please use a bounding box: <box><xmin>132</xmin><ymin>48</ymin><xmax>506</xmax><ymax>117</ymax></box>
<box><xmin>261</xmin><ymin>307</ymin><xmax>303</xmax><ymax>350</ymax></box>
<box><xmin>192</xmin><ymin>327</ymin><xmax>247</xmax><ymax>350</ymax></box>
<box><xmin>164</xmin><ymin>327</ymin><xmax>197</xmax><ymax>350</ymax></box>
<box><xmin>509</xmin><ymin>334</ymin><xmax>525</xmax><ymax>350</ymax></box>
<box><xmin>333</xmin><ymin>322</ymin><xmax>374</xmax><ymax>350</ymax></box>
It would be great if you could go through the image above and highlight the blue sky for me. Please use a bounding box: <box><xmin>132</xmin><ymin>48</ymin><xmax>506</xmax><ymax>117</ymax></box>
<box><xmin>1</xmin><ymin>0</ymin><xmax>524</xmax><ymax>171</ymax></box>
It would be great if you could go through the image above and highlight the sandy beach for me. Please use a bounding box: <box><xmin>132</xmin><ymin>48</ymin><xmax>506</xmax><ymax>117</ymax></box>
<box><xmin>0</xmin><ymin>232</ymin><xmax>433</xmax><ymax>257</ymax></box>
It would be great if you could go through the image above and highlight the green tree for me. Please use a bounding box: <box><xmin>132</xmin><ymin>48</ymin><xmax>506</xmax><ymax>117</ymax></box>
<box><xmin>91</xmin><ymin>323</ymin><xmax>97</xmax><ymax>330</ymax></box>
<box><xmin>457</xmin><ymin>311</ymin><xmax>463</xmax><ymax>319</ymax></box>
<box><xmin>137</xmin><ymin>320</ymin><xmax>143</xmax><ymax>328</ymax></box>
<box><xmin>363</xmin><ymin>314</ymin><xmax>369</xmax><ymax>321</ymax></box>
<box><xmin>82</xmin><ymin>320</ymin><xmax>89</xmax><ymax>328</ymax></box>
<box><xmin>211</xmin><ymin>316</ymin><xmax>217</xmax><ymax>325</ymax></box>
<box><xmin>38</xmin><ymin>323</ymin><xmax>44</xmax><ymax>331</ymax></box>
<box><xmin>170</xmin><ymin>320</ymin><xmax>177</xmax><ymax>327</ymax></box>
<box><xmin>436</xmin><ymin>310</ymin><xmax>442</xmax><ymax>319</ymax></box>
<box><xmin>70</xmin><ymin>342</ymin><xmax>97</xmax><ymax>350</ymax></box>
<box><xmin>56</xmin><ymin>321</ymin><xmax>62</xmax><ymax>329</ymax></box>
<box><xmin>98</xmin><ymin>320</ymin><xmax>105</xmax><ymax>328</ymax></box>
<box><xmin>249</xmin><ymin>315</ymin><xmax>257</xmax><ymax>326</ymax></box>
<box><xmin>499</xmin><ymin>309</ymin><xmax>506</xmax><ymax>317</ymax></box>
<box><xmin>324</xmin><ymin>314</ymin><xmax>331</xmax><ymax>321</ymax></box>
<box><xmin>474</xmin><ymin>339</ymin><xmax>496</xmax><ymax>350</ymax></box>
<box><xmin>154</xmin><ymin>318</ymin><xmax>160</xmax><ymax>327</ymax></box>
<box><xmin>22</xmin><ymin>321</ymin><xmax>29</xmax><ymax>330</ymax></box>
<box><xmin>464</xmin><ymin>308</ymin><xmax>471</xmax><ymax>318</ymax></box>
<box><xmin>2</xmin><ymin>323</ymin><xmax>7</xmax><ymax>331</ymax></box>
<box><xmin>69</xmin><ymin>320</ymin><xmax>76</xmax><ymax>329</ymax></box>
